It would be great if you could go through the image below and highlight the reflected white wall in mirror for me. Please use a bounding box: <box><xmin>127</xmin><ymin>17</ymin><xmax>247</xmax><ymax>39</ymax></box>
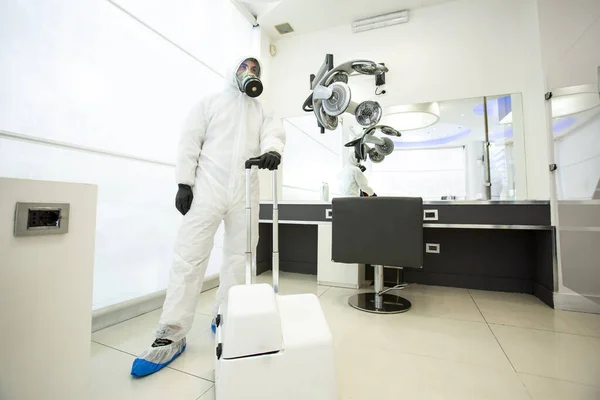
<box><xmin>551</xmin><ymin>85</ymin><xmax>600</xmax><ymax>200</ymax></box>
<box><xmin>365</xmin><ymin>94</ymin><xmax>525</xmax><ymax>201</ymax></box>
<box><xmin>281</xmin><ymin>94</ymin><xmax>526</xmax><ymax>202</ymax></box>
<box><xmin>280</xmin><ymin>94</ymin><xmax>526</xmax><ymax>202</ymax></box>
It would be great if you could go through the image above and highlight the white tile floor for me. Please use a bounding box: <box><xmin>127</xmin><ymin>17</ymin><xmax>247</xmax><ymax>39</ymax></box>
<box><xmin>91</xmin><ymin>272</ymin><xmax>600</xmax><ymax>400</ymax></box>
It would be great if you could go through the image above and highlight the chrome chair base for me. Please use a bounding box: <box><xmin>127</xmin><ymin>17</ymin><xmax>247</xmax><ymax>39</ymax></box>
<box><xmin>348</xmin><ymin>292</ymin><xmax>411</xmax><ymax>314</ymax></box>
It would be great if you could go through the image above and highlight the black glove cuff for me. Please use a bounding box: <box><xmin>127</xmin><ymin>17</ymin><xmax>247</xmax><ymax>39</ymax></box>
<box><xmin>268</xmin><ymin>151</ymin><xmax>281</xmax><ymax>159</ymax></box>
<box><xmin>178</xmin><ymin>184</ymin><xmax>192</xmax><ymax>190</ymax></box>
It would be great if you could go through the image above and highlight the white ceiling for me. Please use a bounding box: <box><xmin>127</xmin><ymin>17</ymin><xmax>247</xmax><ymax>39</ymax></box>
<box><xmin>244</xmin><ymin>0</ymin><xmax>457</xmax><ymax>39</ymax></box>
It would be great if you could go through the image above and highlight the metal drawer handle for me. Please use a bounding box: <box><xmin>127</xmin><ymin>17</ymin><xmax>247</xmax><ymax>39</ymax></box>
<box><xmin>426</xmin><ymin>243</ymin><xmax>440</xmax><ymax>254</ymax></box>
<box><xmin>325</xmin><ymin>209</ymin><xmax>332</xmax><ymax>219</ymax></box>
<box><xmin>423</xmin><ymin>209</ymin><xmax>438</xmax><ymax>221</ymax></box>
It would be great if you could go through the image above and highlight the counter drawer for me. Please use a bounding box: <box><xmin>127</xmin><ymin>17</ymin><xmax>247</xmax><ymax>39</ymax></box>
<box><xmin>422</xmin><ymin>204</ymin><xmax>550</xmax><ymax>226</ymax></box>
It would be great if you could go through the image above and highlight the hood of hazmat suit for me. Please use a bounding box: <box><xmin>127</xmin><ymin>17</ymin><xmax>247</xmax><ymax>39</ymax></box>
<box><xmin>160</xmin><ymin>55</ymin><xmax>286</xmax><ymax>342</ymax></box>
<box><xmin>339</xmin><ymin>152</ymin><xmax>374</xmax><ymax>197</ymax></box>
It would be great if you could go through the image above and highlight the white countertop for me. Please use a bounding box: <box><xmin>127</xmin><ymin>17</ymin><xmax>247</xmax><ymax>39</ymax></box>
<box><xmin>259</xmin><ymin>200</ymin><xmax>551</xmax><ymax>206</ymax></box>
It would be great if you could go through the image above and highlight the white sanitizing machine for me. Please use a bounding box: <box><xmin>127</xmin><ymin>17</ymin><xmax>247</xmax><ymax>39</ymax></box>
<box><xmin>214</xmin><ymin>159</ymin><xmax>338</xmax><ymax>400</ymax></box>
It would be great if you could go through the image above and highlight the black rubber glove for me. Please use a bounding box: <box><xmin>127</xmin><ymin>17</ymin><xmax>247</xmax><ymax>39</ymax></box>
<box><xmin>258</xmin><ymin>151</ymin><xmax>281</xmax><ymax>170</ymax></box>
<box><xmin>175</xmin><ymin>184</ymin><xmax>193</xmax><ymax>216</ymax></box>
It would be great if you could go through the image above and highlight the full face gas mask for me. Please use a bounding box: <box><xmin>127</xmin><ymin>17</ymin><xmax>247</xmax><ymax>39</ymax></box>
<box><xmin>303</xmin><ymin>56</ymin><xmax>388</xmax><ymax>132</ymax></box>
<box><xmin>236</xmin><ymin>58</ymin><xmax>263</xmax><ymax>98</ymax></box>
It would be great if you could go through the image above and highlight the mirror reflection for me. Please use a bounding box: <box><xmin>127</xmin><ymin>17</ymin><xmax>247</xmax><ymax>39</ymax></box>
<box><xmin>550</xmin><ymin>85</ymin><xmax>600</xmax><ymax>200</ymax></box>
<box><xmin>282</xmin><ymin>93</ymin><xmax>525</xmax><ymax>201</ymax></box>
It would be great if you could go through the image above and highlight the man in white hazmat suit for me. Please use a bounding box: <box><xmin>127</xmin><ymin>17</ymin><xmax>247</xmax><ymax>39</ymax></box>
<box><xmin>131</xmin><ymin>56</ymin><xmax>285</xmax><ymax>377</ymax></box>
<box><xmin>339</xmin><ymin>152</ymin><xmax>376</xmax><ymax>197</ymax></box>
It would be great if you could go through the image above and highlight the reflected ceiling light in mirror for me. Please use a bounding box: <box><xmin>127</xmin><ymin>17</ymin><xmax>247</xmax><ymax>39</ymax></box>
<box><xmin>382</xmin><ymin>102</ymin><xmax>440</xmax><ymax>131</ymax></box>
<box><xmin>472</xmin><ymin>96</ymin><xmax>512</xmax><ymax>121</ymax></box>
<box><xmin>391</xmin><ymin>123</ymin><xmax>470</xmax><ymax>148</ymax></box>
<box><xmin>550</xmin><ymin>84</ymin><xmax>599</xmax><ymax>118</ymax></box>
<box><xmin>490</xmin><ymin>116</ymin><xmax>576</xmax><ymax>140</ymax></box>
<box><xmin>500</xmin><ymin>85</ymin><xmax>599</xmax><ymax>124</ymax></box>
<box><xmin>553</xmin><ymin>116</ymin><xmax>576</xmax><ymax>134</ymax></box>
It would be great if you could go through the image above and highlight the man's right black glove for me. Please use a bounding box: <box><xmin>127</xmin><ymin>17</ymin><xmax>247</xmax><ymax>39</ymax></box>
<box><xmin>175</xmin><ymin>184</ymin><xmax>194</xmax><ymax>215</ymax></box>
<box><xmin>258</xmin><ymin>151</ymin><xmax>281</xmax><ymax>170</ymax></box>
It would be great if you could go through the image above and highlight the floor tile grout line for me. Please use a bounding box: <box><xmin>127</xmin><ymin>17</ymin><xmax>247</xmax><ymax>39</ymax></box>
<box><xmin>467</xmin><ymin>289</ymin><xmax>488</xmax><ymax>324</ymax></box>
<box><xmin>486</xmin><ymin>322</ymin><xmax>600</xmax><ymax>339</ymax></box>
<box><xmin>197</xmin><ymin>384</ymin><xmax>215</xmax><ymax>400</ymax></box>
<box><xmin>318</xmin><ymin>286</ymin><xmax>332</xmax><ymax>298</ymax></box>
<box><xmin>467</xmin><ymin>289</ymin><xmax>519</xmax><ymax>374</ymax></box>
<box><xmin>518</xmin><ymin>375</ymin><xmax>535</xmax><ymax>400</ymax></box>
<box><xmin>465</xmin><ymin>291</ymin><xmax>600</xmax><ymax>339</ymax></box>
<box><xmin>91</xmin><ymin>340</ymin><xmax>215</xmax><ymax>384</ymax></box>
<box><xmin>165</xmin><ymin>365</ymin><xmax>215</xmax><ymax>384</ymax></box>
<box><xmin>92</xmin><ymin>307</ymin><xmax>163</xmax><ymax>334</ymax></box>
<box><xmin>195</xmin><ymin>311</ymin><xmax>214</xmax><ymax>317</ymax></box>
<box><xmin>324</xmin><ymin>287</ymin><xmax>491</xmax><ymax>324</ymax></box>
<box><xmin>466</xmin><ymin>290</ymin><xmax>532</xmax><ymax>398</ymax></box>
<box><xmin>92</xmin><ymin>340</ymin><xmax>140</xmax><ymax>359</ymax></box>
<box><xmin>370</xmin><ymin>346</ymin><xmax>519</xmax><ymax>374</ymax></box>
<box><xmin>518</xmin><ymin>371</ymin><xmax>600</xmax><ymax>389</ymax></box>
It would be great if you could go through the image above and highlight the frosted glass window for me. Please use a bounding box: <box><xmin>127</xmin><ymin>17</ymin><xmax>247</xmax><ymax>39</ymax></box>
<box><xmin>0</xmin><ymin>138</ymin><xmax>225</xmax><ymax>309</ymax></box>
<box><xmin>0</xmin><ymin>0</ymin><xmax>223</xmax><ymax>163</ymax></box>
<box><xmin>112</xmin><ymin>0</ymin><xmax>255</xmax><ymax>74</ymax></box>
<box><xmin>370</xmin><ymin>148</ymin><xmax>466</xmax><ymax>200</ymax></box>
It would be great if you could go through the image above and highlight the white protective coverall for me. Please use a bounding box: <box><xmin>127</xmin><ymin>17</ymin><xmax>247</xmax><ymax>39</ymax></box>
<box><xmin>339</xmin><ymin>152</ymin><xmax>374</xmax><ymax>197</ymax></box>
<box><xmin>158</xmin><ymin>56</ymin><xmax>285</xmax><ymax>342</ymax></box>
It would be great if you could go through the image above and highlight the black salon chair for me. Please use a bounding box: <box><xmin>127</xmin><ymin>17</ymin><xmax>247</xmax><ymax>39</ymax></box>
<box><xmin>332</xmin><ymin>197</ymin><xmax>423</xmax><ymax>313</ymax></box>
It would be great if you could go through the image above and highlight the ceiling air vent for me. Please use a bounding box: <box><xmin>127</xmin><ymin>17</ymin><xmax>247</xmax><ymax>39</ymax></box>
<box><xmin>275</xmin><ymin>22</ymin><xmax>294</xmax><ymax>35</ymax></box>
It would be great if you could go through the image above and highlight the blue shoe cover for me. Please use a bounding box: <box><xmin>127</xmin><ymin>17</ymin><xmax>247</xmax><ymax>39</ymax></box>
<box><xmin>211</xmin><ymin>321</ymin><xmax>216</xmax><ymax>334</ymax></box>
<box><xmin>131</xmin><ymin>339</ymin><xmax>186</xmax><ymax>377</ymax></box>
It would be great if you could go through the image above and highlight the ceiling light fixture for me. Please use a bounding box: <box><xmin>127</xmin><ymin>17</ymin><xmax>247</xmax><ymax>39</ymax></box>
<box><xmin>382</xmin><ymin>102</ymin><xmax>440</xmax><ymax>131</ymax></box>
<box><xmin>352</xmin><ymin>10</ymin><xmax>409</xmax><ymax>33</ymax></box>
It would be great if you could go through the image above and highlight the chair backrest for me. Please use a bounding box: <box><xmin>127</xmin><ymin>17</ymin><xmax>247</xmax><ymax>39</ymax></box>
<box><xmin>332</xmin><ymin>197</ymin><xmax>423</xmax><ymax>268</ymax></box>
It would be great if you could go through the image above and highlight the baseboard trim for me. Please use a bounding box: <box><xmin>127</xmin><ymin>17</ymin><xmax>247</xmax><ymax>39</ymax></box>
<box><xmin>533</xmin><ymin>282</ymin><xmax>554</xmax><ymax>308</ymax></box>
<box><xmin>92</xmin><ymin>274</ymin><xmax>220</xmax><ymax>332</ymax></box>
<box><xmin>553</xmin><ymin>292</ymin><xmax>600</xmax><ymax>314</ymax></box>
<box><xmin>318</xmin><ymin>280</ymin><xmax>359</xmax><ymax>289</ymax></box>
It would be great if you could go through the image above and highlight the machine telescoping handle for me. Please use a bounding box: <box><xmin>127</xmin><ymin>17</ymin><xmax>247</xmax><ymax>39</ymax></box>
<box><xmin>245</xmin><ymin>159</ymin><xmax>279</xmax><ymax>294</ymax></box>
<box><xmin>244</xmin><ymin>157</ymin><xmax>262</xmax><ymax>169</ymax></box>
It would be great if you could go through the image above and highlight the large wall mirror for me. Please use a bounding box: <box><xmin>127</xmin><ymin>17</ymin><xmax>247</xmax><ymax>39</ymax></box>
<box><xmin>280</xmin><ymin>93</ymin><xmax>526</xmax><ymax>202</ymax></box>
<box><xmin>550</xmin><ymin>84</ymin><xmax>600</xmax><ymax>200</ymax></box>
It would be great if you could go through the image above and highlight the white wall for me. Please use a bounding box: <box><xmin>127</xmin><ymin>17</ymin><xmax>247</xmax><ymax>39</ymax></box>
<box><xmin>555</xmin><ymin>113</ymin><xmax>600</xmax><ymax>199</ymax></box>
<box><xmin>269</xmin><ymin>0</ymin><xmax>551</xmax><ymax>199</ymax></box>
<box><xmin>537</xmin><ymin>0</ymin><xmax>600</xmax><ymax>90</ymax></box>
<box><xmin>0</xmin><ymin>178</ymin><xmax>97</xmax><ymax>399</ymax></box>
<box><xmin>281</xmin><ymin>116</ymin><xmax>342</xmax><ymax>200</ymax></box>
